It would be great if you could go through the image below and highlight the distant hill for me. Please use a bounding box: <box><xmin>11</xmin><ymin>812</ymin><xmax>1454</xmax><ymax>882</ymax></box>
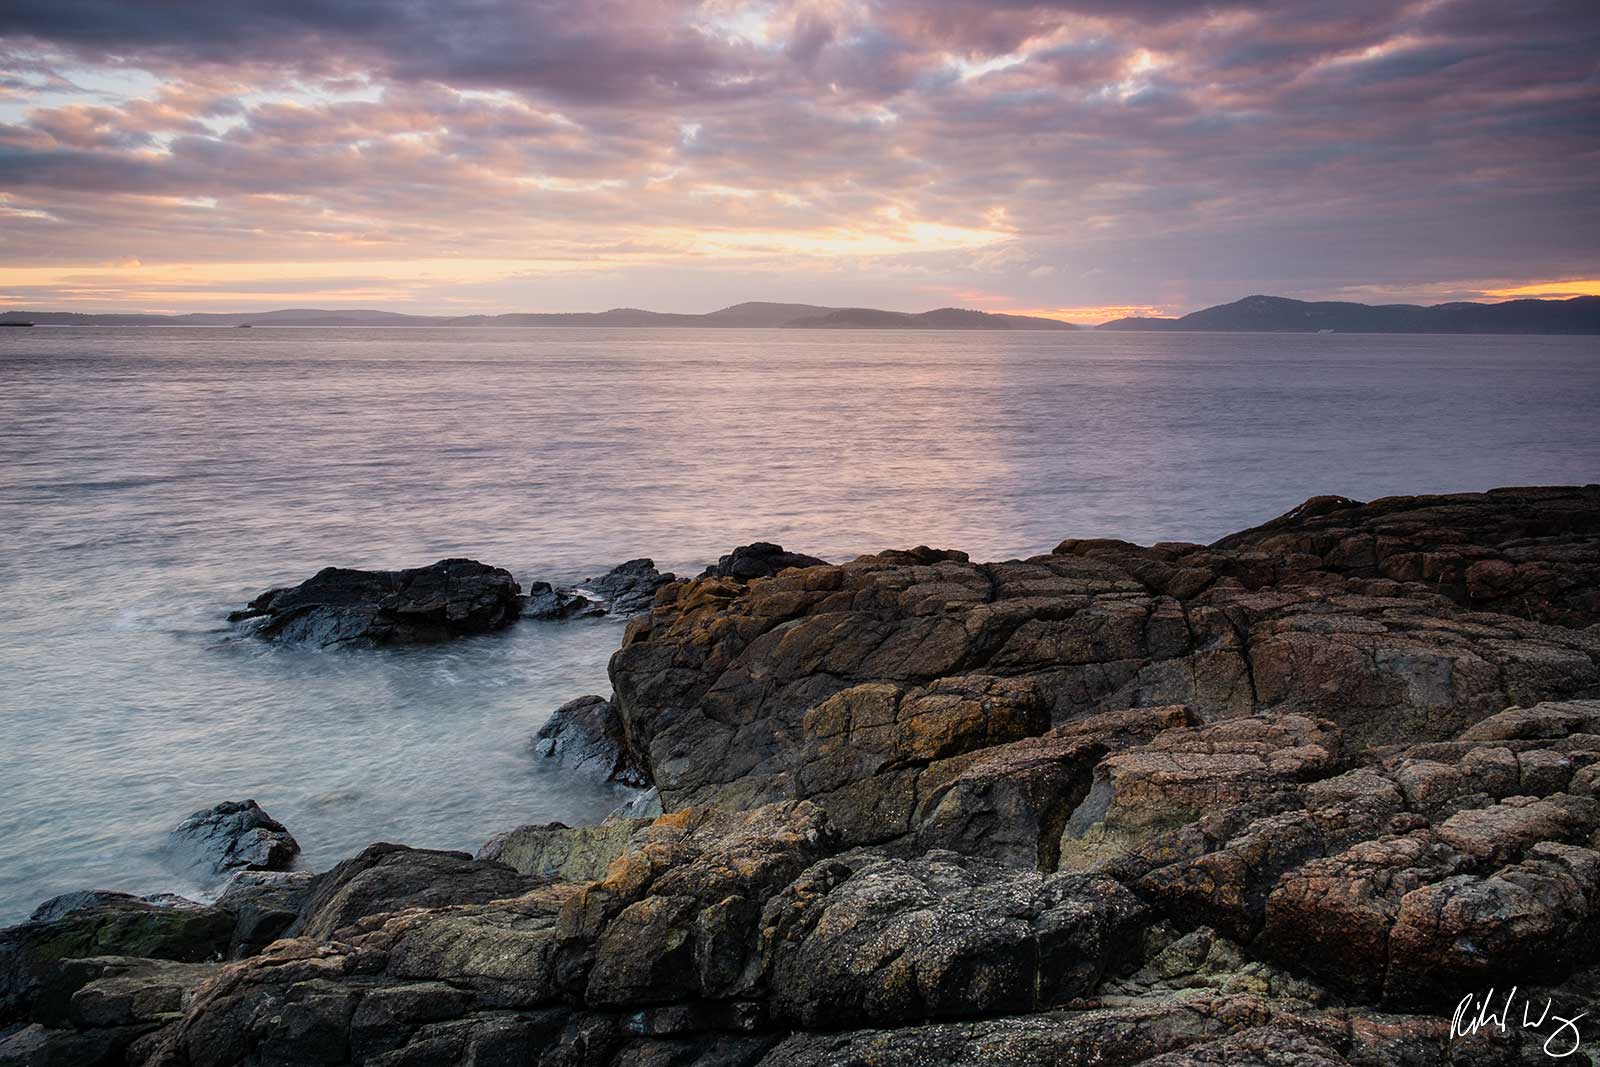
<box><xmin>783</xmin><ymin>307</ymin><xmax>1079</xmax><ymax>330</ymax></box>
<box><xmin>0</xmin><ymin>309</ymin><xmax>452</xmax><ymax>327</ymax></box>
<box><xmin>1098</xmin><ymin>294</ymin><xmax>1600</xmax><ymax>334</ymax></box>
<box><xmin>0</xmin><ymin>302</ymin><xmax>1076</xmax><ymax>330</ymax></box>
<box><xmin>6</xmin><ymin>294</ymin><xmax>1596</xmax><ymax>332</ymax></box>
<box><xmin>442</xmin><ymin>309</ymin><xmax>705</xmax><ymax>327</ymax></box>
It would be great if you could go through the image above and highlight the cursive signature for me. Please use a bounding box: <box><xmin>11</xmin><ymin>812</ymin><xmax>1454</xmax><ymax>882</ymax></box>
<box><xmin>1451</xmin><ymin>987</ymin><xmax>1589</xmax><ymax>1059</ymax></box>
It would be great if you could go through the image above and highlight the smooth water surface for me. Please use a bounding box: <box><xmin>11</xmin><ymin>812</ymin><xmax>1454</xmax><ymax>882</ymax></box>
<box><xmin>1</xmin><ymin>326</ymin><xmax>1597</xmax><ymax>923</ymax></box>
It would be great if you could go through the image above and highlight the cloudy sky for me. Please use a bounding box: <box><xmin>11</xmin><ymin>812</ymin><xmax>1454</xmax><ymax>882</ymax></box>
<box><xmin>1</xmin><ymin>0</ymin><xmax>1596</xmax><ymax>321</ymax></box>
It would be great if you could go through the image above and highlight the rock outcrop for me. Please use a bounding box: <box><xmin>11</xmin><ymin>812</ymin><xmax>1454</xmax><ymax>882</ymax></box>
<box><xmin>8</xmin><ymin>488</ymin><xmax>1600</xmax><ymax>1066</ymax></box>
<box><xmin>229</xmin><ymin>558</ymin><xmax>521</xmax><ymax>647</ymax></box>
<box><xmin>167</xmin><ymin>801</ymin><xmax>299</xmax><ymax>879</ymax></box>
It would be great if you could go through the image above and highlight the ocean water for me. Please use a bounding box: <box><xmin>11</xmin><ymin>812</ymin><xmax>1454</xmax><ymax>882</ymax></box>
<box><xmin>1</xmin><ymin>326</ymin><xmax>1597</xmax><ymax>924</ymax></box>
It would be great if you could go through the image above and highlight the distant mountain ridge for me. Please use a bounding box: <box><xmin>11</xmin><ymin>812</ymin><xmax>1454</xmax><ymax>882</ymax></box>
<box><xmin>0</xmin><ymin>301</ymin><xmax>1077</xmax><ymax>330</ymax></box>
<box><xmin>3</xmin><ymin>294</ymin><xmax>1596</xmax><ymax>332</ymax></box>
<box><xmin>1097</xmin><ymin>294</ymin><xmax>1600</xmax><ymax>334</ymax></box>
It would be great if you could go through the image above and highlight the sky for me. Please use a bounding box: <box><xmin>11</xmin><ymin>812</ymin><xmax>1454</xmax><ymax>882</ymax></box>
<box><xmin>0</xmin><ymin>0</ymin><xmax>1597</xmax><ymax>322</ymax></box>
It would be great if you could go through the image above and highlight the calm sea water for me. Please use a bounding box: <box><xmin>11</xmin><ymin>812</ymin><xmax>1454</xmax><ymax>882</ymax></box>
<box><xmin>1</xmin><ymin>326</ymin><xmax>1597</xmax><ymax>924</ymax></box>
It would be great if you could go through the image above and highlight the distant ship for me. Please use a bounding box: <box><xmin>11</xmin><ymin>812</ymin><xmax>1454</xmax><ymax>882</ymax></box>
<box><xmin>0</xmin><ymin>321</ymin><xmax>35</xmax><ymax>327</ymax></box>
<box><xmin>1316</xmin><ymin>328</ymin><xmax>1335</xmax><ymax>334</ymax></box>
<box><xmin>236</xmin><ymin>324</ymin><xmax>254</xmax><ymax>328</ymax></box>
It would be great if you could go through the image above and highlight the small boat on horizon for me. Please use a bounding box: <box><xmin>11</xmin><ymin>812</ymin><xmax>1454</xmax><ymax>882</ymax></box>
<box><xmin>0</xmin><ymin>321</ymin><xmax>35</xmax><ymax>327</ymax></box>
<box><xmin>236</xmin><ymin>324</ymin><xmax>254</xmax><ymax>328</ymax></box>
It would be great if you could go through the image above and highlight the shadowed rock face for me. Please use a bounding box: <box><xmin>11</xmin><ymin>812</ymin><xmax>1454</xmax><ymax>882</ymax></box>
<box><xmin>0</xmin><ymin>898</ymin><xmax>233</xmax><ymax>1027</ymax></box>
<box><xmin>8</xmin><ymin>488</ymin><xmax>1600</xmax><ymax>1066</ymax></box>
<box><xmin>229</xmin><ymin>558</ymin><xmax>521</xmax><ymax>647</ymax></box>
<box><xmin>532</xmin><ymin>695</ymin><xmax>650</xmax><ymax>786</ymax></box>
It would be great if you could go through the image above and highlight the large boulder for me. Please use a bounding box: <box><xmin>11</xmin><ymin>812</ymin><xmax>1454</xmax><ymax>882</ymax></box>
<box><xmin>229</xmin><ymin>558</ymin><xmax>521</xmax><ymax>647</ymax></box>
<box><xmin>167</xmin><ymin>800</ymin><xmax>299</xmax><ymax>878</ymax></box>
<box><xmin>531</xmin><ymin>695</ymin><xmax>649</xmax><ymax>786</ymax></box>
<box><xmin>699</xmin><ymin>543</ymin><xmax>828</xmax><ymax>582</ymax></box>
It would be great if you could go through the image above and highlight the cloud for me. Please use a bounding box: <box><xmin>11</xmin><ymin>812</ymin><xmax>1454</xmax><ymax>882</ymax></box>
<box><xmin>0</xmin><ymin>0</ymin><xmax>1595</xmax><ymax>313</ymax></box>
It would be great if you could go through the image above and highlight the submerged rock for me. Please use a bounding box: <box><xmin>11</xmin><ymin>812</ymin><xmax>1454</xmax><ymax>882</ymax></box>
<box><xmin>168</xmin><ymin>800</ymin><xmax>299</xmax><ymax>878</ymax></box>
<box><xmin>229</xmin><ymin>557</ymin><xmax>522</xmax><ymax>647</ymax></box>
<box><xmin>531</xmin><ymin>694</ymin><xmax>649</xmax><ymax>786</ymax></box>
<box><xmin>699</xmin><ymin>542</ymin><xmax>827</xmax><ymax>581</ymax></box>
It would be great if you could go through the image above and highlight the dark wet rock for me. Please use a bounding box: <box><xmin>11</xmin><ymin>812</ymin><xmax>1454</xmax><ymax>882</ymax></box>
<box><xmin>286</xmin><ymin>843</ymin><xmax>543</xmax><ymax>941</ymax></box>
<box><xmin>533</xmin><ymin>695</ymin><xmax>650</xmax><ymax>786</ymax></box>
<box><xmin>477</xmin><ymin>819</ymin><xmax>648</xmax><ymax>882</ymax></box>
<box><xmin>230</xmin><ymin>558</ymin><xmax>521</xmax><ymax>647</ymax></box>
<box><xmin>213</xmin><ymin>870</ymin><xmax>315</xmax><ymax>959</ymax></box>
<box><xmin>0</xmin><ymin>899</ymin><xmax>231</xmax><ymax>1026</ymax></box>
<box><xmin>582</xmin><ymin>559</ymin><xmax>677</xmax><ymax>617</ymax></box>
<box><xmin>522</xmin><ymin>582</ymin><xmax>604</xmax><ymax>620</ymax></box>
<box><xmin>523</xmin><ymin>560</ymin><xmax>677</xmax><ymax>622</ymax></box>
<box><xmin>168</xmin><ymin>800</ymin><xmax>299</xmax><ymax>878</ymax></box>
<box><xmin>698</xmin><ymin>543</ymin><xmax>827</xmax><ymax>582</ymax></box>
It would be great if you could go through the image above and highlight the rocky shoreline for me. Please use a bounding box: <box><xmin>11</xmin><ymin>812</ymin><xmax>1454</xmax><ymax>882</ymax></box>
<box><xmin>4</xmin><ymin>486</ymin><xmax>1599</xmax><ymax>1065</ymax></box>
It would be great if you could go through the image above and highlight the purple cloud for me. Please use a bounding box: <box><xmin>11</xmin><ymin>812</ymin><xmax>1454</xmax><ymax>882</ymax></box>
<box><xmin>0</xmin><ymin>0</ymin><xmax>1595</xmax><ymax>314</ymax></box>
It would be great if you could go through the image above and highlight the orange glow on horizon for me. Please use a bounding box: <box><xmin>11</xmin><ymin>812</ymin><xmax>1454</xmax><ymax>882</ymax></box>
<box><xmin>1479</xmin><ymin>278</ymin><xmax>1600</xmax><ymax>300</ymax></box>
<box><xmin>998</xmin><ymin>304</ymin><xmax>1175</xmax><ymax>325</ymax></box>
